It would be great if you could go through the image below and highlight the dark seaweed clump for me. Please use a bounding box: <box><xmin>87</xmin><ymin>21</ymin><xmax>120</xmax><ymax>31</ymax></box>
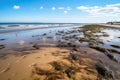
<box><xmin>95</xmin><ymin>62</ymin><xmax>115</xmax><ymax>80</ymax></box>
<box><xmin>111</xmin><ymin>45</ymin><xmax>120</xmax><ymax>48</ymax></box>
<box><xmin>0</xmin><ymin>38</ymin><xmax>5</xmax><ymax>41</ymax></box>
<box><xmin>0</xmin><ymin>45</ymin><xmax>5</xmax><ymax>49</ymax></box>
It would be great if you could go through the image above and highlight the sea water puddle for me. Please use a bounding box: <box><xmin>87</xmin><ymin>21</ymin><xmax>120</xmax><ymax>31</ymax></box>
<box><xmin>94</xmin><ymin>27</ymin><xmax>120</xmax><ymax>63</ymax></box>
<box><xmin>0</xmin><ymin>24</ymin><xmax>120</xmax><ymax>61</ymax></box>
<box><xmin>99</xmin><ymin>28</ymin><xmax>120</xmax><ymax>49</ymax></box>
<box><xmin>0</xmin><ymin>25</ymin><xmax>82</xmax><ymax>56</ymax></box>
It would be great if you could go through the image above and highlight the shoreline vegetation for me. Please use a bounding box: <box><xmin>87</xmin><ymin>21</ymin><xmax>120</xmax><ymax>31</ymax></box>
<box><xmin>0</xmin><ymin>24</ymin><xmax>120</xmax><ymax>80</ymax></box>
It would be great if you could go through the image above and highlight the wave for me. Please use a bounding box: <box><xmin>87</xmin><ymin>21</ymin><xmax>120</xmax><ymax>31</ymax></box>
<box><xmin>0</xmin><ymin>23</ymin><xmax>82</xmax><ymax>29</ymax></box>
<box><xmin>0</xmin><ymin>23</ymin><xmax>84</xmax><ymax>33</ymax></box>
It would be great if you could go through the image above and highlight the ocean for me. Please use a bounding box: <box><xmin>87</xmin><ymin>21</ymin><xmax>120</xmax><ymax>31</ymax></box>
<box><xmin>0</xmin><ymin>23</ymin><xmax>84</xmax><ymax>33</ymax></box>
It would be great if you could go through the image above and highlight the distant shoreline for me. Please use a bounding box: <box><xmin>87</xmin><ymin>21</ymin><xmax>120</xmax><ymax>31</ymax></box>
<box><xmin>98</xmin><ymin>24</ymin><xmax>120</xmax><ymax>28</ymax></box>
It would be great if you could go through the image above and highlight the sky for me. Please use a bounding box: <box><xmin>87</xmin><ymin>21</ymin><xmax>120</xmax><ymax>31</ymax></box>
<box><xmin>0</xmin><ymin>0</ymin><xmax>120</xmax><ymax>23</ymax></box>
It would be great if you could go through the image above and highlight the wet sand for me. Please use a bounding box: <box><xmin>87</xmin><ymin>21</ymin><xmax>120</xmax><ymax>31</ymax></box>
<box><xmin>0</xmin><ymin>24</ymin><xmax>120</xmax><ymax>80</ymax></box>
<box><xmin>0</xmin><ymin>47</ymin><xmax>98</xmax><ymax>80</ymax></box>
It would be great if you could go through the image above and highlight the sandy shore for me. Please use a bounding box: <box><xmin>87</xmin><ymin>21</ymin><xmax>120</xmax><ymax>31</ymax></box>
<box><xmin>0</xmin><ymin>47</ymin><xmax>98</xmax><ymax>80</ymax></box>
<box><xmin>99</xmin><ymin>24</ymin><xmax>120</xmax><ymax>28</ymax></box>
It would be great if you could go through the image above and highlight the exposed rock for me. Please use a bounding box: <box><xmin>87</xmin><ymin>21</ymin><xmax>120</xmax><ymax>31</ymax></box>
<box><xmin>111</xmin><ymin>45</ymin><xmax>120</xmax><ymax>48</ymax></box>
<box><xmin>65</xmin><ymin>68</ymin><xmax>72</xmax><ymax>78</ymax></box>
<box><xmin>0</xmin><ymin>45</ymin><xmax>5</xmax><ymax>49</ymax></box>
<box><xmin>107</xmin><ymin>40</ymin><xmax>111</xmax><ymax>42</ymax></box>
<box><xmin>108</xmin><ymin>48</ymin><xmax>120</xmax><ymax>54</ymax></box>
<box><xmin>90</xmin><ymin>45</ymin><xmax>120</xmax><ymax>54</ymax></box>
<box><xmin>0</xmin><ymin>54</ymin><xmax>6</xmax><ymax>58</ymax></box>
<box><xmin>72</xmin><ymin>34</ymin><xmax>77</xmax><ymax>38</ymax></box>
<box><xmin>67</xmin><ymin>42</ymin><xmax>76</xmax><ymax>47</ymax></box>
<box><xmin>93</xmin><ymin>33</ymin><xmax>103</xmax><ymax>37</ymax></box>
<box><xmin>57</xmin><ymin>41</ymin><xmax>69</xmax><ymax>47</ymax></box>
<box><xmin>42</xmin><ymin>33</ymin><xmax>47</xmax><ymax>36</ymax></box>
<box><xmin>78</xmin><ymin>29</ymin><xmax>82</xmax><ymax>32</ymax></box>
<box><xmin>102</xmin><ymin>33</ymin><xmax>109</xmax><ymax>37</ymax></box>
<box><xmin>0</xmin><ymin>39</ymin><xmax>5</xmax><ymax>41</ymax></box>
<box><xmin>55</xmin><ymin>66</ymin><xmax>62</xmax><ymax>71</ymax></box>
<box><xmin>95</xmin><ymin>62</ymin><xmax>115</xmax><ymax>80</ymax></box>
<box><xmin>73</xmin><ymin>48</ymin><xmax>79</xmax><ymax>52</ymax></box>
<box><xmin>89</xmin><ymin>42</ymin><xmax>96</xmax><ymax>47</ymax></box>
<box><xmin>84</xmin><ymin>51</ymin><xmax>87</xmax><ymax>54</ymax></box>
<box><xmin>32</xmin><ymin>35</ymin><xmax>40</xmax><ymax>37</ymax></box>
<box><xmin>70</xmin><ymin>52</ymin><xmax>79</xmax><ymax>60</ymax></box>
<box><xmin>58</xmin><ymin>31</ymin><xmax>64</xmax><ymax>33</ymax></box>
<box><xmin>89</xmin><ymin>46</ymin><xmax>106</xmax><ymax>52</ymax></box>
<box><xmin>98</xmin><ymin>41</ymin><xmax>104</xmax><ymax>44</ymax></box>
<box><xmin>32</xmin><ymin>44</ymin><xmax>40</xmax><ymax>49</ymax></box>
<box><xmin>105</xmin><ymin>49</ymin><xmax>119</xmax><ymax>62</ymax></box>
<box><xmin>79</xmin><ymin>38</ymin><xmax>88</xmax><ymax>42</ymax></box>
<box><xmin>47</xmin><ymin>36</ymin><xmax>53</xmax><ymax>39</ymax></box>
<box><xmin>56</xmin><ymin>33</ymin><xmax>61</xmax><ymax>35</ymax></box>
<box><xmin>74</xmin><ymin>36</ymin><xmax>81</xmax><ymax>40</ymax></box>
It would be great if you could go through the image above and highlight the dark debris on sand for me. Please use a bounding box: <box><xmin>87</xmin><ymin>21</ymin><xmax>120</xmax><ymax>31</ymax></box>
<box><xmin>90</xmin><ymin>45</ymin><xmax>120</xmax><ymax>63</ymax></box>
<box><xmin>111</xmin><ymin>44</ymin><xmax>120</xmax><ymax>48</ymax></box>
<box><xmin>32</xmin><ymin>44</ymin><xmax>40</xmax><ymax>49</ymax></box>
<box><xmin>0</xmin><ymin>38</ymin><xmax>5</xmax><ymax>41</ymax></box>
<box><xmin>95</xmin><ymin>61</ymin><xmax>115</xmax><ymax>80</ymax></box>
<box><xmin>0</xmin><ymin>44</ymin><xmax>5</xmax><ymax>49</ymax></box>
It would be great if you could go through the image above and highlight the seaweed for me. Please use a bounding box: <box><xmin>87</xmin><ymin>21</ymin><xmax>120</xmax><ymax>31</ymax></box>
<box><xmin>95</xmin><ymin>62</ymin><xmax>115</xmax><ymax>80</ymax></box>
<box><xmin>111</xmin><ymin>45</ymin><xmax>120</xmax><ymax>48</ymax></box>
<box><xmin>0</xmin><ymin>44</ymin><xmax>5</xmax><ymax>49</ymax></box>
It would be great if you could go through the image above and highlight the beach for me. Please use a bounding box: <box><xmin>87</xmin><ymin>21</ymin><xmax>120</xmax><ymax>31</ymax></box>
<box><xmin>0</xmin><ymin>24</ymin><xmax>120</xmax><ymax>80</ymax></box>
<box><xmin>99</xmin><ymin>24</ymin><xmax>120</xmax><ymax>28</ymax></box>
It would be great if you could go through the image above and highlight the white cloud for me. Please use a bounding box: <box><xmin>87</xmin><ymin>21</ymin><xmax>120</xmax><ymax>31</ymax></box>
<box><xmin>51</xmin><ymin>7</ymin><xmax>56</xmax><ymax>10</ymax></box>
<box><xmin>58</xmin><ymin>7</ymin><xmax>64</xmax><ymax>10</ymax></box>
<box><xmin>40</xmin><ymin>6</ymin><xmax>43</xmax><ymax>9</ymax></box>
<box><xmin>66</xmin><ymin>7</ymin><xmax>71</xmax><ymax>11</ymax></box>
<box><xmin>58</xmin><ymin>7</ymin><xmax>72</xmax><ymax>11</ymax></box>
<box><xmin>77</xmin><ymin>4</ymin><xmax>120</xmax><ymax>17</ymax></box>
<box><xmin>106</xmin><ymin>3</ymin><xmax>120</xmax><ymax>7</ymax></box>
<box><xmin>77</xmin><ymin>6</ymin><xmax>88</xmax><ymax>10</ymax></box>
<box><xmin>13</xmin><ymin>5</ymin><xmax>20</xmax><ymax>10</ymax></box>
<box><xmin>64</xmin><ymin>11</ymin><xmax>68</xmax><ymax>14</ymax></box>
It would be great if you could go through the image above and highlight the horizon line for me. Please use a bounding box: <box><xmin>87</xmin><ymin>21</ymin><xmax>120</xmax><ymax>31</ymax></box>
<box><xmin>0</xmin><ymin>22</ymin><xmax>105</xmax><ymax>24</ymax></box>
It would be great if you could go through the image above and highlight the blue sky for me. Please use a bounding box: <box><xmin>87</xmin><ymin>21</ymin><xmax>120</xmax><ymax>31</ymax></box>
<box><xmin>0</xmin><ymin>0</ymin><xmax>120</xmax><ymax>23</ymax></box>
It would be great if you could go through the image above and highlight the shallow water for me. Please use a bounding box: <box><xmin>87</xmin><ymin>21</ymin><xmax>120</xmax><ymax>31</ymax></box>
<box><xmin>0</xmin><ymin>24</ymin><xmax>83</xmax><ymax>56</ymax></box>
<box><xmin>1</xmin><ymin>24</ymin><xmax>120</xmax><ymax>55</ymax></box>
<box><xmin>82</xmin><ymin>26</ymin><xmax>120</xmax><ymax>62</ymax></box>
<box><xmin>99</xmin><ymin>28</ymin><xmax>120</xmax><ymax>50</ymax></box>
